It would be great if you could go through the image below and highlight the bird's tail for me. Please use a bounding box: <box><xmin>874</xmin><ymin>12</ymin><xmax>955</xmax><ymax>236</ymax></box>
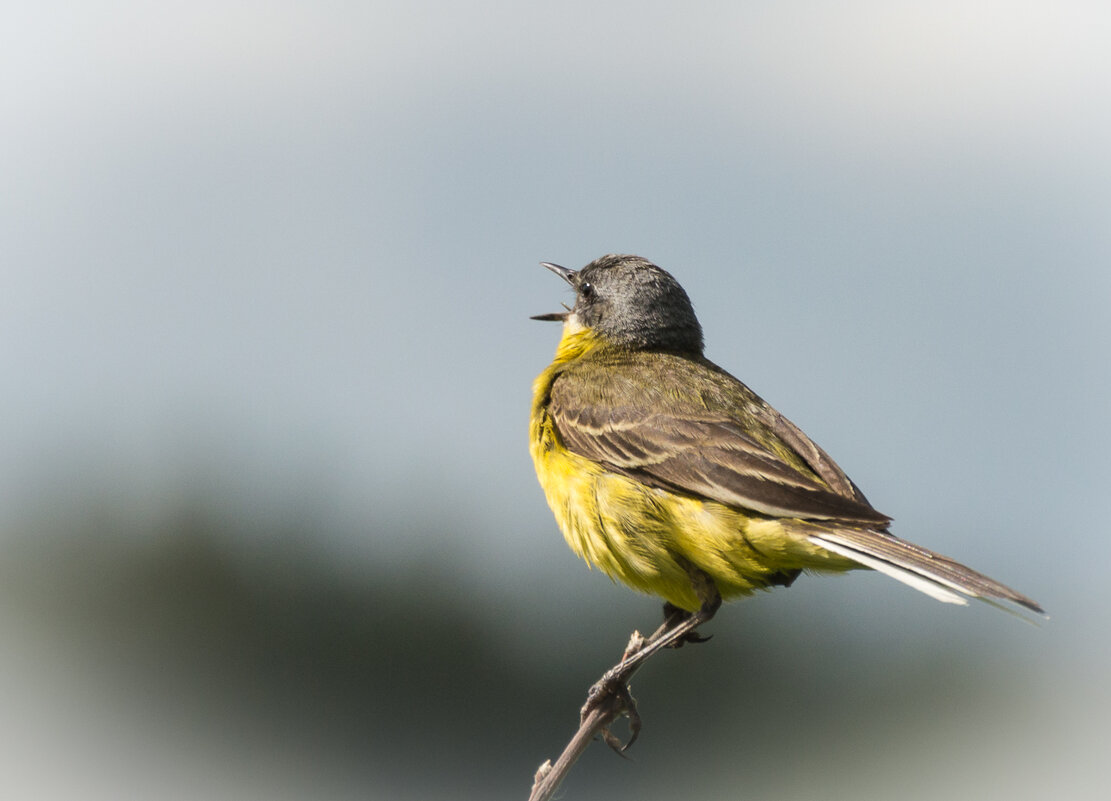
<box><xmin>808</xmin><ymin>529</ymin><xmax>1044</xmax><ymax>616</ymax></box>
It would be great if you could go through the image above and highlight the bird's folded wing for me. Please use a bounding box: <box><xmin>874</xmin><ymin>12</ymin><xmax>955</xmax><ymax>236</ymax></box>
<box><xmin>550</xmin><ymin>401</ymin><xmax>890</xmax><ymax>525</ymax></box>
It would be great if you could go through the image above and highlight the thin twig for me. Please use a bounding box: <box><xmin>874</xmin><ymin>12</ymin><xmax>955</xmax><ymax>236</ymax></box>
<box><xmin>527</xmin><ymin>596</ymin><xmax>720</xmax><ymax>801</ymax></box>
<box><xmin>527</xmin><ymin>631</ymin><xmax>646</xmax><ymax>801</ymax></box>
<box><xmin>527</xmin><ymin>689</ymin><xmax>626</xmax><ymax>801</ymax></box>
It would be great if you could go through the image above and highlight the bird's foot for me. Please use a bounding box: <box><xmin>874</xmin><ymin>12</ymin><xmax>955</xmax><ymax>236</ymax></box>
<box><xmin>659</xmin><ymin>602</ymin><xmax>712</xmax><ymax>649</ymax></box>
<box><xmin>670</xmin><ymin>629</ymin><xmax>713</xmax><ymax>648</ymax></box>
<box><xmin>581</xmin><ymin>671</ymin><xmax>642</xmax><ymax>754</ymax></box>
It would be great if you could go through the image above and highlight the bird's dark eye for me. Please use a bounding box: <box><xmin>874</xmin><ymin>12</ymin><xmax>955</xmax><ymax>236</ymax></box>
<box><xmin>579</xmin><ymin>282</ymin><xmax>595</xmax><ymax>299</ymax></box>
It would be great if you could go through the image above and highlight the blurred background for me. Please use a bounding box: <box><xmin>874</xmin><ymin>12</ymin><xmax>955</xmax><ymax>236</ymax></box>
<box><xmin>3</xmin><ymin>2</ymin><xmax>1108</xmax><ymax>799</ymax></box>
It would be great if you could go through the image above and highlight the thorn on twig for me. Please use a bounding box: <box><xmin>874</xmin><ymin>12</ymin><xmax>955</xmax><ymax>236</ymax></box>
<box><xmin>621</xmin><ymin>630</ymin><xmax>648</xmax><ymax>660</ymax></box>
<box><xmin>532</xmin><ymin>760</ymin><xmax>552</xmax><ymax>785</ymax></box>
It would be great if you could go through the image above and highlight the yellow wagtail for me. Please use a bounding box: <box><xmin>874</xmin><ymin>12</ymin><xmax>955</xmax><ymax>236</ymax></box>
<box><xmin>530</xmin><ymin>254</ymin><xmax>1042</xmax><ymax>647</ymax></box>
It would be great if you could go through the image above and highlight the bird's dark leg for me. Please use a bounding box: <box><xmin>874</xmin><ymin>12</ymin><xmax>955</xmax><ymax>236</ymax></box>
<box><xmin>657</xmin><ymin>602</ymin><xmax>714</xmax><ymax>647</ymax></box>
<box><xmin>616</xmin><ymin>588</ymin><xmax>722</xmax><ymax>671</ymax></box>
<box><xmin>581</xmin><ymin>576</ymin><xmax>722</xmax><ymax>752</ymax></box>
<box><xmin>632</xmin><ymin>563</ymin><xmax>721</xmax><ymax>655</ymax></box>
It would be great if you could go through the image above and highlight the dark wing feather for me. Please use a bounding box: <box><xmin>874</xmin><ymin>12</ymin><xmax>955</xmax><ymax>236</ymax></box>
<box><xmin>549</xmin><ymin>372</ymin><xmax>890</xmax><ymax>525</ymax></box>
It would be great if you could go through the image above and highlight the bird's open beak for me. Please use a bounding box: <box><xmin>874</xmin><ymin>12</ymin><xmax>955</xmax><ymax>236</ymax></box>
<box><xmin>531</xmin><ymin>262</ymin><xmax>576</xmax><ymax>321</ymax></box>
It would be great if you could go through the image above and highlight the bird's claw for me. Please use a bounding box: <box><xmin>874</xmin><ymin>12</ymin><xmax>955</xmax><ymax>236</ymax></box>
<box><xmin>581</xmin><ymin>675</ymin><xmax>642</xmax><ymax>754</ymax></box>
<box><xmin>668</xmin><ymin>629</ymin><xmax>713</xmax><ymax>649</ymax></box>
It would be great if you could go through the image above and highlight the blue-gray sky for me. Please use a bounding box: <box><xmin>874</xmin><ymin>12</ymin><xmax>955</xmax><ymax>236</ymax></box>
<box><xmin>2</xmin><ymin>3</ymin><xmax>1108</xmax><ymax>799</ymax></box>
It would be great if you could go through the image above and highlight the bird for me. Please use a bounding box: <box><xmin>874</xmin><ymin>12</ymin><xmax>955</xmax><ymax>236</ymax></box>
<box><xmin>529</xmin><ymin>254</ymin><xmax>1042</xmax><ymax>646</ymax></box>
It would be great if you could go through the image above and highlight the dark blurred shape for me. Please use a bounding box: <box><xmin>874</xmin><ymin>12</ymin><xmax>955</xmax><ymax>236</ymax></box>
<box><xmin>0</xmin><ymin>492</ymin><xmax>1040</xmax><ymax>801</ymax></box>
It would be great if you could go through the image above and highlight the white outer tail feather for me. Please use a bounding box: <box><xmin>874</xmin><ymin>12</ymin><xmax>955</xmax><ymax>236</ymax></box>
<box><xmin>810</xmin><ymin>536</ymin><xmax>970</xmax><ymax>606</ymax></box>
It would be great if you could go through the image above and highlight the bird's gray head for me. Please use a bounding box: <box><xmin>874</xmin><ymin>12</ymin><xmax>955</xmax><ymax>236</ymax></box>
<box><xmin>533</xmin><ymin>254</ymin><xmax>704</xmax><ymax>355</ymax></box>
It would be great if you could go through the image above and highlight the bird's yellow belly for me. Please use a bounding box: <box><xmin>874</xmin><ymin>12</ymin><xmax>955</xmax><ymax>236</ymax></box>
<box><xmin>530</xmin><ymin>413</ymin><xmax>855</xmax><ymax>611</ymax></box>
